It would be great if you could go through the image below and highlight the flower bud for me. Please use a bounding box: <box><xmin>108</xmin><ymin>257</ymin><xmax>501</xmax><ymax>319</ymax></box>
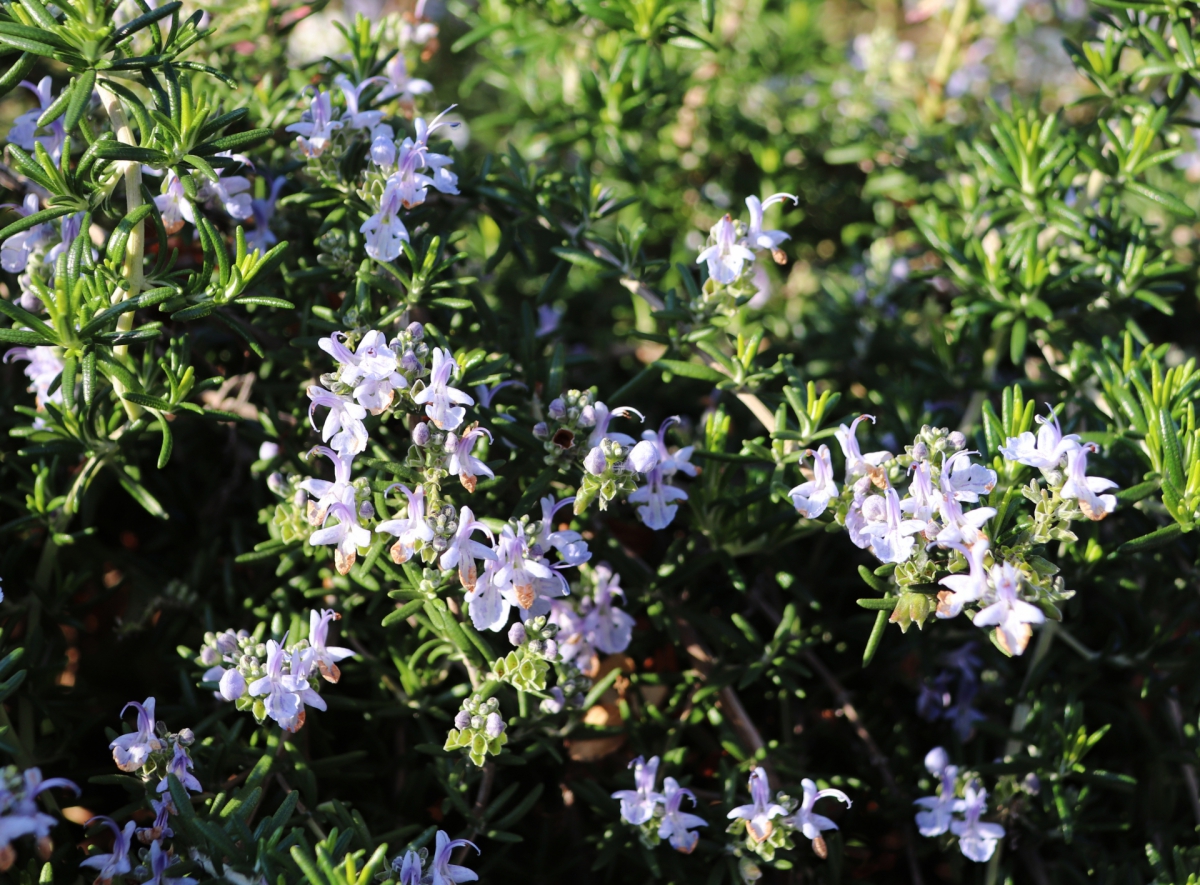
<box><xmin>401</xmin><ymin>350</ymin><xmax>421</xmax><ymax>373</ymax></box>
<box><xmin>219</xmin><ymin>668</ymin><xmax>247</xmax><ymax>701</ymax></box>
<box><xmin>258</xmin><ymin>441</ymin><xmax>280</xmax><ymax>461</ymax></box>
<box><xmin>543</xmin><ymin>639</ymin><xmax>558</xmax><ymax>659</ymax></box>
<box><xmin>412</xmin><ymin>422</ymin><xmax>431</xmax><ymax>446</ymax></box>
<box><xmin>548</xmin><ymin>398</ymin><xmax>566</xmax><ymax>420</ymax></box>
<box><xmin>267</xmin><ymin>472</ymin><xmax>288</xmax><ymax>495</ymax></box>
<box><xmin>584</xmin><ymin>445</ymin><xmax>607</xmax><ymax>476</ymax></box>
<box><xmin>508</xmin><ymin>623</ymin><xmax>527</xmax><ymax>646</ymax></box>
<box><xmin>911</xmin><ymin>442</ymin><xmax>928</xmax><ymax>461</ymax></box>
<box><xmin>406</xmin><ymin>321</ymin><xmax>424</xmax><ymax>340</ymax></box>
<box><xmin>444</xmin><ymin>432</ymin><xmax>458</xmax><ymax>453</ymax></box>
<box><xmin>861</xmin><ymin>495</ymin><xmax>886</xmax><ymax>522</ymax></box>
<box><xmin>577</xmin><ymin>405</ymin><xmax>596</xmax><ymax>428</ymax></box>
<box><xmin>359</xmin><ymin>501</ymin><xmax>375</xmax><ymax>519</ymax></box>
<box><xmin>199</xmin><ymin>646</ymin><xmax>220</xmax><ymax>666</ymax></box>
<box><xmin>454</xmin><ymin>710</ymin><xmax>471</xmax><ymax>730</ymax></box>
<box><xmin>215</xmin><ymin>631</ymin><xmax>240</xmax><ymax>655</ymax></box>
<box><xmin>470</xmin><ymin>714</ymin><xmax>485</xmax><ymax>730</ymax></box>
<box><xmin>628</xmin><ymin>439</ymin><xmax>660</xmax><ymax>474</ymax></box>
<box><xmin>533</xmin><ymin>422</ymin><xmax>549</xmax><ymax>439</ymax></box>
<box><xmin>177</xmin><ymin>728</ymin><xmax>195</xmax><ymax>746</ymax></box>
<box><xmin>947</xmin><ymin>431</ymin><xmax>966</xmax><ymax>450</ymax></box>
<box><xmin>485</xmin><ymin>713</ymin><xmax>505</xmax><ymax>738</ymax></box>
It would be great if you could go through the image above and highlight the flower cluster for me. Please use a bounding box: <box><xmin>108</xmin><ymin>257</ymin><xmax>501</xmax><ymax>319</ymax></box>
<box><xmin>612</xmin><ymin>756</ymin><xmax>708</xmax><ymax>853</ymax></box>
<box><xmin>84</xmin><ymin>698</ymin><xmax>201</xmax><ymax>883</ymax></box>
<box><xmin>446</xmin><ymin>692</ymin><xmax>508</xmax><ymax>767</ymax></box>
<box><xmin>549</xmin><ymin>563</ymin><xmax>636</xmax><ymax>672</ymax></box>
<box><xmin>196</xmin><ymin>610</ymin><xmax>352</xmax><ymax>733</ymax></box>
<box><xmin>391</xmin><ymin>830</ymin><xmax>480</xmax><ymax>885</ymax></box>
<box><xmin>789</xmin><ymin>411</ymin><xmax>1118</xmax><ymax>654</ymax></box>
<box><xmin>726</xmin><ymin>767</ymin><xmax>851</xmax><ymax>862</ymax></box>
<box><xmin>0</xmin><ymin>765</ymin><xmax>78</xmax><ymax>871</ymax></box>
<box><xmin>693</xmin><ymin>193</ymin><xmax>798</xmax><ymax>315</ymax></box>
<box><xmin>914</xmin><ymin>747</ymin><xmax>1006</xmax><ymax>862</ymax></box>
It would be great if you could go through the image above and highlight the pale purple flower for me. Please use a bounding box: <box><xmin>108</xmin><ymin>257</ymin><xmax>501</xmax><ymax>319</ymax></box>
<box><xmin>697</xmin><ymin>214</ymin><xmax>756</xmax><ymax>284</ymax></box>
<box><xmin>110</xmin><ymin>697</ymin><xmax>164</xmax><ymax>772</ymax></box>
<box><xmin>428</xmin><ymin>830</ymin><xmax>479</xmax><ymax>885</ymax></box>
<box><xmin>310</xmin><ymin>502</ymin><xmax>372</xmax><ymax>575</ymax></box>
<box><xmin>913</xmin><ymin>747</ymin><xmax>962</xmax><ymax>836</ymax></box>
<box><xmin>396</xmin><ymin>849</ymin><xmax>423</xmax><ymax>885</ymax></box>
<box><xmin>448</xmin><ymin>426</ymin><xmax>494</xmax><ymax>492</ymax></box>
<box><xmin>937</xmin><ymin>540</ymin><xmax>990</xmax><ymax>619</ymax></box>
<box><xmin>943</xmin><ymin>452</ymin><xmax>997</xmax><ymax>503</ymax></box>
<box><xmin>154</xmin><ymin>171</ymin><xmax>195</xmax><ymax>234</ymax></box>
<box><xmin>475</xmin><ymin>379</ymin><xmax>525</xmax><ymax>409</ymax></box>
<box><xmin>155</xmin><ymin>743</ymin><xmax>202</xmax><ymax>794</ymax></box>
<box><xmin>950</xmin><ymin>783</ymin><xmax>1005</xmax><ymax>862</ymax></box>
<box><xmin>835</xmin><ymin>415</ymin><xmax>890</xmax><ymax>483</ymax></box>
<box><xmin>197</xmin><ymin>153</ymin><xmax>253</xmax><ymax>220</ymax></box>
<box><xmin>491</xmin><ymin>527</ymin><xmax>567</xmax><ymax>621</ymax></box>
<box><xmin>1</xmin><ymin>768</ymin><xmax>77</xmax><ymax>846</ymax></box>
<box><xmin>743</xmin><ymin>193</ymin><xmax>797</xmax><ymax>251</ymax></box>
<box><xmin>376</xmin><ymin>484</ymin><xmax>435</xmax><ymax>564</ymax></box>
<box><xmin>413</xmin><ymin>348</ymin><xmax>473</xmax><ymax>430</ymax></box>
<box><xmin>862</xmin><ymin>487</ymin><xmax>926</xmax><ymax>563</ymax></box>
<box><xmin>789</xmin><ymin>778</ymin><xmax>851</xmax><ymax>840</ymax></box>
<box><xmin>389</xmin><ymin>108</ymin><xmax>461</xmax><ymax>209</ymax></box>
<box><xmin>287</xmin><ymin>90</ymin><xmax>343</xmax><ymax>157</ymax></box>
<box><xmin>659</xmin><ymin>777</ymin><xmax>706</xmax><ymax>853</ymax></box>
<box><xmin>1060</xmin><ymin>442</ymin><xmax>1118</xmax><ymax>521</ymax></box>
<box><xmin>376</xmin><ymin>53</ymin><xmax>433</xmax><ymax>102</ymax></box>
<box><xmin>146</xmin><ymin>838</ymin><xmax>197</xmax><ymax>885</ymax></box>
<box><xmin>80</xmin><ymin>817</ymin><xmax>137</xmax><ymax>881</ymax></box>
<box><xmin>247</xmin><ymin>638</ymin><xmax>326</xmax><ymax>732</ymax></box>
<box><xmin>629</xmin><ymin>469</ymin><xmax>688</xmax><ymax>530</ymax></box>
<box><xmin>369</xmin><ymin>123</ymin><xmax>397</xmax><ymax>169</ymax></box>
<box><xmin>299</xmin><ymin>445</ymin><xmax>356</xmax><ymax>526</ymax></box>
<box><xmin>306</xmin><ymin>387</ymin><xmax>369</xmax><ymax>458</ymax></box>
<box><xmin>246</xmin><ymin>176</ymin><xmax>287</xmax><ymax>253</ymax></box>
<box><xmin>5</xmin><ymin>346</ymin><xmax>64</xmax><ymax>411</ymax></box>
<box><xmin>8</xmin><ymin>77</ymin><xmax>65</xmax><ymax>163</ymax></box>
<box><xmin>533</xmin><ymin>494</ymin><xmax>591</xmax><ymax>567</ymax></box>
<box><xmin>790</xmin><ymin>444</ymin><xmax>838</xmax><ymax>518</ymax></box>
<box><xmin>586</xmin><ymin>401</ymin><xmax>642</xmax><ymax>447</ymax></box>
<box><xmin>548</xmin><ymin>600</ymin><xmax>590</xmax><ymax>665</ymax></box>
<box><xmin>329</xmin><ymin>329</ymin><xmax>407</xmax><ymax>413</ymax></box>
<box><xmin>537</xmin><ymin>303</ymin><xmax>563</xmax><ymax>336</ymax></box>
<box><xmin>1000</xmin><ymin>409</ymin><xmax>1080</xmax><ymax>469</ymax></box>
<box><xmin>1</xmin><ymin>194</ymin><xmax>48</xmax><ymax>272</ymax></box>
<box><xmin>584</xmin><ymin>446</ymin><xmax>608</xmax><ymax>475</ymax></box>
<box><xmin>361</xmin><ymin>176</ymin><xmax>411</xmax><ymax>262</ymax></box>
<box><xmin>900</xmin><ymin>460</ymin><xmax>941</xmax><ymax>523</ymax></box>
<box><xmin>439</xmin><ymin>504</ymin><xmax>496</xmax><ymax>590</ymax></box>
<box><xmin>582</xmin><ymin>563</ymin><xmax>635</xmax><ymax>655</ymax></box>
<box><xmin>309</xmin><ymin>608</ymin><xmax>355</xmax><ymax>683</ymax></box>
<box><xmin>640</xmin><ymin>416</ymin><xmax>698</xmax><ymax>478</ymax></box>
<box><xmin>727</xmin><ymin>767</ymin><xmax>787</xmax><ymax>842</ymax></box>
<box><xmin>973</xmin><ymin>562</ymin><xmax>1044</xmax><ymax>655</ymax></box>
<box><xmin>335</xmin><ymin>74</ymin><xmax>384</xmax><ymax>131</ymax></box>
<box><xmin>611</xmin><ymin>755</ymin><xmax>664</xmax><ymax>826</ymax></box>
<box><xmin>932</xmin><ymin>477</ymin><xmax>995</xmax><ymax>547</ymax></box>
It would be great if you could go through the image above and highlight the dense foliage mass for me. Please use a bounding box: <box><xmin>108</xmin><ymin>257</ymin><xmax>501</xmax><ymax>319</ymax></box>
<box><xmin>4</xmin><ymin>0</ymin><xmax>1200</xmax><ymax>881</ymax></box>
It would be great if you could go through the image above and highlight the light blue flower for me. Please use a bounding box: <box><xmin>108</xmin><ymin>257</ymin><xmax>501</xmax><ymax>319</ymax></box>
<box><xmin>658</xmin><ymin>776</ymin><xmax>706</xmax><ymax>853</ymax></box>
<box><xmin>913</xmin><ymin>747</ymin><xmax>962</xmax><ymax>837</ymax></box>
<box><xmin>110</xmin><ymin>698</ymin><xmax>164</xmax><ymax>772</ymax></box>
<box><xmin>310</xmin><ymin>502</ymin><xmax>372</xmax><ymax>576</ymax></box>
<box><xmin>360</xmin><ymin>176</ymin><xmax>411</xmax><ymax>262</ymax></box>
<box><xmin>0</xmin><ymin>194</ymin><xmax>49</xmax><ymax>273</ymax></box>
<box><xmin>376</xmin><ymin>53</ymin><xmax>433</xmax><ymax>103</ymax></box>
<box><xmin>448</xmin><ymin>426</ymin><xmax>494</xmax><ymax>492</ymax></box>
<box><xmin>80</xmin><ymin>817</ymin><xmax>136</xmax><ymax>881</ymax></box>
<box><xmin>309</xmin><ymin>609</ymin><xmax>355</xmax><ymax>683</ymax></box>
<box><xmin>727</xmin><ymin>767</ymin><xmax>787</xmax><ymax>842</ymax></box>
<box><xmin>581</xmin><ymin>564</ymin><xmax>634</xmax><ymax>655</ymax></box>
<box><xmin>376</xmin><ymin>484</ymin><xmax>435</xmax><ymax>564</ymax></box>
<box><xmin>335</xmin><ymin>74</ymin><xmax>384</xmax><ymax>131</ymax></box>
<box><xmin>834</xmin><ymin>414</ymin><xmax>890</xmax><ymax>484</ymax></box>
<box><xmin>299</xmin><ymin>445</ymin><xmax>357</xmax><ymax>526</ymax></box>
<box><xmin>950</xmin><ymin>782</ymin><xmax>1005</xmax><ymax>862</ymax></box>
<box><xmin>611</xmin><ymin>755</ymin><xmax>664</xmax><ymax>826</ymax></box>
<box><xmin>1000</xmin><ymin>408</ymin><xmax>1080</xmax><ymax>470</ymax></box>
<box><xmin>428</xmin><ymin>829</ymin><xmax>479</xmax><ymax>884</ymax></box>
<box><xmin>414</xmin><ymin>348</ymin><xmax>473</xmax><ymax>431</ymax></box>
<box><xmin>287</xmin><ymin>89</ymin><xmax>343</xmax><ymax>157</ymax></box>
<box><xmin>789</xmin><ymin>778</ymin><xmax>851</xmax><ymax>840</ymax></box>
<box><xmin>790</xmin><ymin>444</ymin><xmax>838</xmax><ymax>518</ymax></box>
<box><xmin>936</xmin><ymin>539</ymin><xmax>990</xmax><ymax>618</ymax></box>
<box><xmin>306</xmin><ymin>387</ymin><xmax>369</xmax><ymax>458</ymax></box>
<box><xmin>629</xmin><ymin>469</ymin><xmax>688</xmax><ymax>530</ymax></box>
<box><xmin>156</xmin><ymin>743</ymin><xmax>202</xmax><ymax>794</ymax></box>
<box><xmin>9</xmin><ymin>77</ymin><xmax>65</xmax><ymax>163</ymax></box>
<box><xmin>697</xmin><ymin>215</ymin><xmax>755</xmax><ymax>284</ymax></box>
<box><xmin>146</xmin><ymin>838</ymin><xmax>197</xmax><ymax>885</ymax></box>
<box><xmin>439</xmin><ymin>505</ymin><xmax>496</xmax><ymax>590</ymax></box>
<box><xmin>248</xmin><ymin>638</ymin><xmax>326</xmax><ymax>732</ymax></box>
<box><xmin>972</xmin><ymin>562</ymin><xmax>1044</xmax><ymax>655</ymax></box>
<box><xmin>861</xmin><ymin>487</ymin><xmax>926</xmax><ymax>563</ymax></box>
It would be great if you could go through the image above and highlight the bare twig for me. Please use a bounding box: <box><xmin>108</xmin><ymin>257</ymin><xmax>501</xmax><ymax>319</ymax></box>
<box><xmin>454</xmin><ymin>761</ymin><xmax>496</xmax><ymax>863</ymax></box>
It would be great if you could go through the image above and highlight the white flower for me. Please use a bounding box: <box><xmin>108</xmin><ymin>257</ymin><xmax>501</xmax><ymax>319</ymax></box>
<box><xmin>197</xmin><ymin>153</ymin><xmax>253</xmax><ymax>220</ymax></box>
<box><xmin>862</xmin><ymin>487</ymin><xmax>926</xmax><ymax>563</ymax></box>
<box><xmin>835</xmin><ymin>415</ymin><xmax>891</xmax><ymax>484</ymax></box>
<box><xmin>299</xmin><ymin>445</ymin><xmax>357</xmax><ymax>525</ymax></box>
<box><xmin>789</xmin><ymin>778</ymin><xmax>851</xmax><ymax>841</ymax></box>
<box><xmin>388</xmin><ymin>108</ymin><xmax>460</xmax><ymax>209</ymax></box>
<box><xmin>972</xmin><ymin>562</ymin><xmax>1044</xmax><ymax>655</ymax></box>
<box><xmin>913</xmin><ymin>747</ymin><xmax>962</xmax><ymax>837</ymax></box>
<box><xmin>375</xmin><ymin>484</ymin><xmax>435</xmax><ymax>564</ymax></box>
<box><xmin>533</xmin><ymin>494</ymin><xmax>591</xmax><ymax>567</ymax></box>
<box><xmin>999</xmin><ymin>409</ymin><xmax>1080</xmax><ymax>469</ymax></box>
<box><xmin>943</xmin><ymin>451</ymin><xmax>997</xmax><ymax>503</ymax></box>
<box><xmin>376</xmin><ymin>53</ymin><xmax>434</xmax><ymax>102</ymax></box>
<box><xmin>287</xmin><ymin>89</ymin><xmax>343</xmax><ymax>157</ymax></box>
<box><xmin>154</xmin><ymin>171</ymin><xmax>196</xmax><ymax>234</ymax></box>
<box><xmin>936</xmin><ymin>540</ymin><xmax>990</xmax><ymax>619</ymax></box>
<box><xmin>629</xmin><ymin>469</ymin><xmax>688</xmax><ymax>530</ymax></box>
<box><xmin>932</xmin><ymin>478</ymin><xmax>995</xmax><ymax>547</ymax></box>
<box><xmin>439</xmin><ymin>505</ymin><xmax>496</xmax><ymax>590</ymax></box>
<box><xmin>949</xmin><ymin>783</ymin><xmax>1005</xmax><ymax>862</ymax></box>
<box><xmin>697</xmin><ymin>214</ymin><xmax>756</xmax><ymax>284</ymax></box>
<box><xmin>360</xmin><ymin>176</ymin><xmax>410</xmax><ymax>262</ymax></box>
<box><xmin>413</xmin><ymin>347</ymin><xmax>473</xmax><ymax>430</ymax></box>
<box><xmin>306</xmin><ymin>387</ymin><xmax>369</xmax><ymax>458</ymax></box>
<box><xmin>586</xmin><ymin>401</ymin><xmax>642</xmax><ymax>447</ymax></box>
<box><xmin>490</xmin><ymin>527</ymin><xmax>568</xmax><ymax>621</ymax></box>
<box><xmin>581</xmin><ymin>563</ymin><xmax>635</xmax><ymax>654</ymax></box>
<box><xmin>790</xmin><ymin>444</ymin><xmax>839</xmax><ymax>518</ymax></box>
<box><xmin>247</xmin><ymin>639</ymin><xmax>326</xmax><ymax>732</ymax></box>
<box><xmin>900</xmin><ymin>460</ymin><xmax>941</xmax><ymax>523</ymax></box>
<box><xmin>743</xmin><ymin>193</ymin><xmax>797</xmax><ymax>252</ymax></box>
<box><xmin>308</xmin><ymin>608</ymin><xmax>355</xmax><ymax>683</ymax></box>
<box><xmin>335</xmin><ymin>74</ymin><xmax>384</xmax><ymax>131</ymax></box>
<box><xmin>448</xmin><ymin>425</ymin><xmax>494</xmax><ymax>492</ymax></box>
<box><xmin>310</xmin><ymin>502</ymin><xmax>372</xmax><ymax>575</ymax></box>
<box><xmin>1060</xmin><ymin>442</ymin><xmax>1118</xmax><ymax>521</ymax></box>
<box><xmin>322</xmin><ymin>330</ymin><xmax>407</xmax><ymax>413</ymax></box>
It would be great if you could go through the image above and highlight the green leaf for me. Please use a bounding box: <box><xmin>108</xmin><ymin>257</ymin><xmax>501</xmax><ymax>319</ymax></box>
<box><xmin>862</xmin><ymin>610</ymin><xmax>888</xmax><ymax>666</ymax></box>
<box><xmin>1124</xmin><ymin>180</ymin><xmax>1195</xmax><ymax>218</ymax></box>
<box><xmin>117</xmin><ymin>469</ymin><xmax>168</xmax><ymax>519</ymax></box>
<box><xmin>653</xmin><ymin>359</ymin><xmax>726</xmax><ymax>384</ymax></box>
<box><xmin>550</xmin><ymin>247</ymin><xmax>613</xmax><ymax>271</ymax></box>
<box><xmin>0</xmin><ymin>206</ymin><xmax>72</xmax><ymax>243</ymax></box>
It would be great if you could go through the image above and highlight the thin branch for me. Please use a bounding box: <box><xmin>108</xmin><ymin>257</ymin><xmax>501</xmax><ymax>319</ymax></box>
<box><xmin>454</xmin><ymin>761</ymin><xmax>496</xmax><ymax>863</ymax></box>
